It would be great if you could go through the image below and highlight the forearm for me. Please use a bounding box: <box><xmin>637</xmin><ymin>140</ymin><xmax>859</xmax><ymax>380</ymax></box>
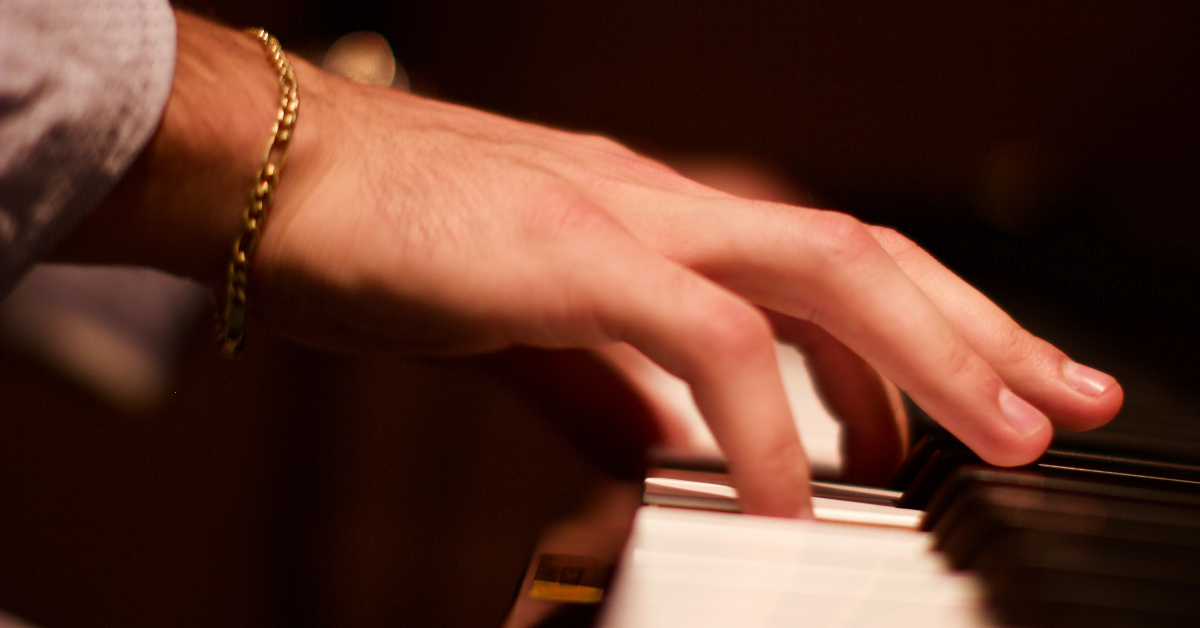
<box><xmin>50</xmin><ymin>11</ymin><xmax>301</xmax><ymax>287</ymax></box>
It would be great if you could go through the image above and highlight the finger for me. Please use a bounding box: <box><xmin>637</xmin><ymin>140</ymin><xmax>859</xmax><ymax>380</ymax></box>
<box><xmin>590</xmin><ymin>342</ymin><xmax>699</xmax><ymax>452</ymax></box>
<box><xmin>684</xmin><ymin>204</ymin><xmax>1052</xmax><ymax>467</ymax></box>
<box><xmin>577</xmin><ymin>232</ymin><xmax>812</xmax><ymax>517</ymax></box>
<box><xmin>769</xmin><ymin>314</ymin><xmax>908</xmax><ymax>486</ymax></box>
<box><xmin>480</xmin><ymin>347</ymin><xmax>665</xmax><ymax>480</ymax></box>
<box><xmin>866</xmin><ymin>226</ymin><xmax>1122</xmax><ymax>431</ymax></box>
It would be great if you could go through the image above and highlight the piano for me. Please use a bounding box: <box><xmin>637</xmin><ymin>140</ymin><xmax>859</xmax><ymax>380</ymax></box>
<box><xmin>502</xmin><ymin>348</ymin><xmax>1200</xmax><ymax>628</ymax></box>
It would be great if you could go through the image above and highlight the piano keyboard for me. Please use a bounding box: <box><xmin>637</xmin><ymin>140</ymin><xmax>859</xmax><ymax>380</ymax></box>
<box><xmin>590</xmin><ymin>435</ymin><xmax>1200</xmax><ymax>628</ymax></box>
<box><xmin>907</xmin><ymin>435</ymin><xmax>1200</xmax><ymax>627</ymax></box>
<box><xmin>505</xmin><ymin>348</ymin><xmax>1200</xmax><ymax>628</ymax></box>
<box><xmin>596</xmin><ymin>505</ymin><xmax>990</xmax><ymax>628</ymax></box>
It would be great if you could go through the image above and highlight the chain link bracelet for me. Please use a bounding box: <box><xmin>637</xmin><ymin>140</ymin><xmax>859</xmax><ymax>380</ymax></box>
<box><xmin>217</xmin><ymin>28</ymin><xmax>299</xmax><ymax>357</ymax></box>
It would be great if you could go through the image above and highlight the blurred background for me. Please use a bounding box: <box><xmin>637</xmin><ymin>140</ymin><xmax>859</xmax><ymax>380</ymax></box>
<box><xmin>1</xmin><ymin>1</ymin><xmax>1197</xmax><ymax>627</ymax></box>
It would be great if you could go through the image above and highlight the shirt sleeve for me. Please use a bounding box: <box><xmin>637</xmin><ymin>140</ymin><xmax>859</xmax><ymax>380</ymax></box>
<box><xmin>0</xmin><ymin>0</ymin><xmax>176</xmax><ymax>297</ymax></box>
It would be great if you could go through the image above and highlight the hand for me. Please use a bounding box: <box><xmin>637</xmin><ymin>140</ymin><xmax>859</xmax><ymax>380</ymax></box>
<box><xmin>64</xmin><ymin>13</ymin><xmax>1123</xmax><ymax>517</ymax></box>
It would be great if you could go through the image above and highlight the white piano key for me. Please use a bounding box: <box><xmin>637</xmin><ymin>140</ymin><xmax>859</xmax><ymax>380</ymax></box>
<box><xmin>644</xmin><ymin>342</ymin><xmax>844</xmax><ymax>475</ymax></box>
<box><xmin>597</xmin><ymin>506</ymin><xmax>993</xmax><ymax>628</ymax></box>
<box><xmin>644</xmin><ymin>476</ymin><xmax>924</xmax><ymax>528</ymax></box>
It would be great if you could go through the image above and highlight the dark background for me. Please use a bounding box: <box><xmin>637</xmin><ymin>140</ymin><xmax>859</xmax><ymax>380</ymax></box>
<box><xmin>233</xmin><ymin>0</ymin><xmax>1200</xmax><ymax>407</ymax></box>
<box><xmin>2</xmin><ymin>2</ymin><xmax>1197</xmax><ymax>627</ymax></box>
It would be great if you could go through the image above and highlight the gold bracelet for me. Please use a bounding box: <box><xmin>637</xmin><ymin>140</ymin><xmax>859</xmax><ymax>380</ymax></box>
<box><xmin>217</xmin><ymin>28</ymin><xmax>299</xmax><ymax>357</ymax></box>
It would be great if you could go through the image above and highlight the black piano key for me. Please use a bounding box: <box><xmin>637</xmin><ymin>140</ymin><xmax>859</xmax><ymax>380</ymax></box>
<box><xmin>927</xmin><ymin>485</ymin><xmax>1200</xmax><ymax>627</ymax></box>
<box><xmin>921</xmin><ymin>465</ymin><xmax>1200</xmax><ymax>532</ymax></box>
<box><xmin>889</xmin><ymin>433</ymin><xmax>960</xmax><ymax>491</ymax></box>
<box><xmin>930</xmin><ymin>485</ymin><xmax>1003</xmax><ymax>566</ymax></box>
<box><xmin>979</xmin><ymin>526</ymin><xmax>1200</xmax><ymax>626</ymax></box>
<box><xmin>898</xmin><ymin>426</ymin><xmax>1200</xmax><ymax>628</ymax></box>
<box><xmin>895</xmin><ymin>443</ymin><xmax>981</xmax><ymax>510</ymax></box>
<box><xmin>976</xmin><ymin>528</ymin><xmax>1200</xmax><ymax>591</ymax></box>
<box><xmin>935</xmin><ymin>483</ymin><xmax>1200</xmax><ymax>573</ymax></box>
<box><xmin>989</xmin><ymin>566</ymin><xmax>1200</xmax><ymax>628</ymax></box>
<box><xmin>1035</xmin><ymin>449</ymin><xmax>1200</xmax><ymax>493</ymax></box>
<box><xmin>904</xmin><ymin>431</ymin><xmax>1200</xmax><ymax>515</ymax></box>
<box><xmin>1052</xmin><ymin>428</ymin><xmax>1200</xmax><ymax>470</ymax></box>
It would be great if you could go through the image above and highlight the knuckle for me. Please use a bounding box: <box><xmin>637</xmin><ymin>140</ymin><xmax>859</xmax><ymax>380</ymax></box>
<box><xmin>691</xmin><ymin>300</ymin><xmax>774</xmax><ymax>364</ymax></box>
<box><xmin>610</xmin><ymin>152</ymin><xmax>683</xmax><ymax>184</ymax></box>
<box><xmin>527</xmin><ymin>188</ymin><xmax>610</xmax><ymax>235</ymax></box>
<box><xmin>808</xmin><ymin>211</ymin><xmax>878</xmax><ymax>268</ymax></box>
<box><xmin>940</xmin><ymin>338</ymin><xmax>983</xmax><ymax>383</ymax></box>
<box><xmin>992</xmin><ymin>323</ymin><xmax>1060</xmax><ymax>371</ymax></box>
<box><xmin>993</xmin><ymin>322</ymin><xmax>1037</xmax><ymax>366</ymax></box>
<box><xmin>865</xmin><ymin>225</ymin><xmax>919</xmax><ymax>257</ymax></box>
<box><xmin>578</xmin><ymin>133</ymin><xmax>637</xmax><ymax>156</ymax></box>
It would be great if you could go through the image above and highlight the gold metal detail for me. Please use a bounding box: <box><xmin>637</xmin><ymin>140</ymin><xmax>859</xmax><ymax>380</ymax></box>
<box><xmin>217</xmin><ymin>28</ymin><xmax>299</xmax><ymax>357</ymax></box>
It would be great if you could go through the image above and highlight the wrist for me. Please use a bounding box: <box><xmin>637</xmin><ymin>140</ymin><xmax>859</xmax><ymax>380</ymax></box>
<box><xmin>52</xmin><ymin>11</ymin><xmax>296</xmax><ymax>287</ymax></box>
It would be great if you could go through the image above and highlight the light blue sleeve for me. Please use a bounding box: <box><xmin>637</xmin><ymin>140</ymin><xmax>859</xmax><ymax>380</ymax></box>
<box><xmin>0</xmin><ymin>0</ymin><xmax>176</xmax><ymax>296</ymax></box>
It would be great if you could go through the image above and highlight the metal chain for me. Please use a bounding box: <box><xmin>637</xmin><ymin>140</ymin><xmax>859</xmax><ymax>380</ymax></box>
<box><xmin>217</xmin><ymin>28</ymin><xmax>299</xmax><ymax>357</ymax></box>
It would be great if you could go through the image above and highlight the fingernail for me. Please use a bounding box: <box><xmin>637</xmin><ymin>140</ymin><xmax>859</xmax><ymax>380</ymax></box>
<box><xmin>1063</xmin><ymin>360</ymin><xmax>1116</xmax><ymax>397</ymax></box>
<box><xmin>998</xmin><ymin>388</ymin><xmax>1047</xmax><ymax>437</ymax></box>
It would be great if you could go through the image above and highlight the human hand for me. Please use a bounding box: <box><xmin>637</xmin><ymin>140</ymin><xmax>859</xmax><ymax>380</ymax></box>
<box><xmin>246</xmin><ymin>55</ymin><xmax>1119</xmax><ymax>515</ymax></box>
<box><xmin>67</xmin><ymin>14</ymin><xmax>1123</xmax><ymax>517</ymax></box>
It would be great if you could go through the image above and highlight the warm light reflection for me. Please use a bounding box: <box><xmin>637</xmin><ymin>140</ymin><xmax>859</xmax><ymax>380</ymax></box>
<box><xmin>322</xmin><ymin>31</ymin><xmax>409</xmax><ymax>90</ymax></box>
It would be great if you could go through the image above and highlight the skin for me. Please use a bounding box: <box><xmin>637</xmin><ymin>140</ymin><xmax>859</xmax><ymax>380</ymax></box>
<box><xmin>52</xmin><ymin>12</ymin><xmax>1124</xmax><ymax>517</ymax></box>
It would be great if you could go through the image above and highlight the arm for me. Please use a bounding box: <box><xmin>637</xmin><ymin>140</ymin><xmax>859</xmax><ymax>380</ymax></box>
<box><xmin>52</xmin><ymin>12</ymin><xmax>1123</xmax><ymax>516</ymax></box>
